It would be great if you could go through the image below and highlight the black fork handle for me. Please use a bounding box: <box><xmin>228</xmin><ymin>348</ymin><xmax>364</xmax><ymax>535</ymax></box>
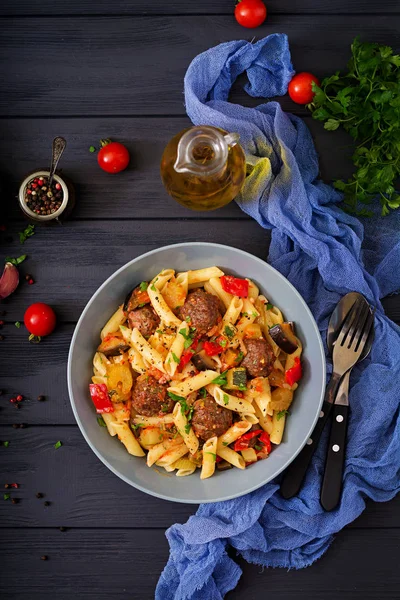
<box><xmin>280</xmin><ymin>372</ymin><xmax>341</xmax><ymax>499</ymax></box>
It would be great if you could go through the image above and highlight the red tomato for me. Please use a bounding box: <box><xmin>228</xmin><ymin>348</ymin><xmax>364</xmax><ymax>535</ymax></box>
<box><xmin>24</xmin><ymin>303</ymin><xmax>56</xmax><ymax>337</ymax></box>
<box><xmin>288</xmin><ymin>72</ymin><xmax>320</xmax><ymax>105</ymax></box>
<box><xmin>235</xmin><ymin>0</ymin><xmax>267</xmax><ymax>29</ymax></box>
<box><xmin>97</xmin><ymin>140</ymin><xmax>130</xmax><ymax>174</ymax></box>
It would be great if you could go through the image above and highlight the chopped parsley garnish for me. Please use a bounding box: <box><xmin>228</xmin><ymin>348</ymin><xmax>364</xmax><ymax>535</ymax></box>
<box><xmin>139</xmin><ymin>281</ymin><xmax>148</xmax><ymax>291</ymax></box>
<box><xmin>219</xmin><ymin>339</ymin><xmax>227</xmax><ymax>347</ymax></box>
<box><xmin>18</xmin><ymin>224</ymin><xmax>35</xmax><ymax>244</ymax></box>
<box><xmin>254</xmin><ymin>444</ymin><xmax>263</xmax><ymax>451</ymax></box>
<box><xmin>168</xmin><ymin>391</ymin><xmax>189</xmax><ymax>415</ymax></box>
<box><xmin>199</xmin><ymin>388</ymin><xmax>207</xmax><ymax>398</ymax></box>
<box><xmin>205</xmin><ymin>452</ymin><xmax>217</xmax><ymax>460</ymax></box>
<box><xmin>266</xmin><ymin>303</ymin><xmax>273</xmax><ymax>310</ymax></box>
<box><xmin>14</xmin><ymin>321</ymin><xmax>21</xmax><ymax>328</ymax></box>
<box><xmin>54</xmin><ymin>441</ymin><xmax>62</xmax><ymax>449</ymax></box>
<box><xmin>89</xmin><ymin>145</ymin><xmax>96</xmax><ymax>153</ymax></box>
<box><xmin>252</xmin><ymin>312</ymin><xmax>258</xmax><ymax>318</ymax></box>
<box><xmin>138</xmin><ymin>302</ymin><xmax>146</xmax><ymax>308</ymax></box>
<box><xmin>184</xmin><ymin>424</ymin><xmax>191</xmax><ymax>434</ymax></box>
<box><xmin>5</xmin><ymin>255</ymin><xmax>26</xmax><ymax>266</ymax></box>
<box><xmin>156</xmin><ymin>329</ymin><xmax>164</xmax><ymax>335</ymax></box>
<box><xmin>222</xmin><ymin>441</ymin><xmax>229</xmax><ymax>446</ymax></box>
<box><xmin>4</xmin><ymin>493</ymin><xmax>10</xmax><ymax>501</ymax></box>
<box><xmin>242</xmin><ymin>312</ymin><xmax>249</xmax><ymax>317</ymax></box>
<box><xmin>97</xmin><ymin>416</ymin><xmax>107</xmax><ymax>427</ymax></box>
<box><xmin>224</xmin><ymin>325</ymin><xmax>235</xmax><ymax>340</ymax></box>
<box><xmin>223</xmin><ymin>394</ymin><xmax>229</xmax><ymax>406</ymax></box>
<box><xmin>183</xmin><ymin>338</ymin><xmax>193</xmax><ymax>350</ymax></box>
<box><xmin>131</xmin><ymin>423</ymin><xmax>145</xmax><ymax>431</ymax></box>
<box><xmin>212</xmin><ymin>371</ymin><xmax>228</xmax><ymax>386</ymax></box>
<box><xmin>187</xmin><ymin>406</ymin><xmax>195</xmax><ymax>422</ymax></box>
<box><xmin>172</xmin><ymin>352</ymin><xmax>180</xmax><ymax>364</ymax></box>
<box><xmin>236</xmin><ymin>351</ymin><xmax>244</xmax><ymax>363</ymax></box>
<box><xmin>150</xmin><ymin>284</ymin><xmax>156</xmax><ymax>292</ymax></box>
<box><xmin>238</xmin><ymin>383</ymin><xmax>247</xmax><ymax>391</ymax></box>
<box><xmin>161</xmin><ymin>403</ymin><xmax>171</xmax><ymax>413</ymax></box>
<box><xmin>3</xmin><ymin>441</ymin><xmax>9</xmax><ymax>447</ymax></box>
<box><xmin>277</xmin><ymin>410</ymin><xmax>290</xmax><ymax>421</ymax></box>
<box><xmin>179</xmin><ymin>328</ymin><xmax>195</xmax><ymax>349</ymax></box>
<box><xmin>185</xmin><ymin>316</ymin><xmax>191</xmax><ymax>323</ymax></box>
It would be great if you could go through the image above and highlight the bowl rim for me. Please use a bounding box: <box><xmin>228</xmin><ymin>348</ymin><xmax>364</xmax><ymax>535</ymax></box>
<box><xmin>67</xmin><ymin>242</ymin><xmax>326</xmax><ymax>503</ymax></box>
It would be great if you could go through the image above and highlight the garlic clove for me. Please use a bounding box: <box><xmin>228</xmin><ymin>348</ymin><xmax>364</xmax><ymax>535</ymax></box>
<box><xmin>0</xmin><ymin>262</ymin><xmax>19</xmax><ymax>300</ymax></box>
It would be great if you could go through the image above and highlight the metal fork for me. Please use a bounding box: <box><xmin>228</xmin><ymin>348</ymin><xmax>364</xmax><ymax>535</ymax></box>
<box><xmin>280</xmin><ymin>298</ymin><xmax>374</xmax><ymax>499</ymax></box>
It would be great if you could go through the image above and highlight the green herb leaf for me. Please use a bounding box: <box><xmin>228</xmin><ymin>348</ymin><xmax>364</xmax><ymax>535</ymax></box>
<box><xmin>3</xmin><ymin>441</ymin><xmax>9</xmax><ymax>447</ymax></box>
<box><xmin>223</xmin><ymin>393</ymin><xmax>229</xmax><ymax>406</ymax></box>
<box><xmin>18</xmin><ymin>224</ymin><xmax>35</xmax><ymax>244</ymax></box>
<box><xmin>172</xmin><ymin>352</ymin><xmax>180</xmax><ymax>364</ymax></box>
<box><xmin>97</xmin><ymin>416</ymin><xmax>107</xmax><ymax>427</ymax></box>
<box><xmin>212</xmin><ymin>371</ymin><xmax>228</xmax><ymax>386</ymax></box>
<box><xmin>156</xmin><ymin>329</ymin><xmax>164</xmax><ymax>335</ymax></box>
<box><xmin>168</xmin><ymin>391</ymin><xmax>189</xmax><ymax>415</ymax></box>
<box><xmin>138</xmin><ymin>303</ymin><xmax>145</xmax><ymax>308</ymax></box>
<box><xmin>187</xmin><ymin>406</ymin><xmax>194</xmax><ymax>422</ymax></box>
<box><xmin>161</xmin><ymin>403</ymin><xmax>170</xmax><ymax>413</ymax></box>
<box><xmin>222</xmin><ymin>441</ymin><xmax>229</xmax><ymax>446</ymax></box>
<box><xmin>205</xmin><ymin>452</ymin><xmax>217</xmax><ymax>460</ymax></box>
<box><xmin>266</xmin><ymin>303</ymin><xmax>273</xmax><ymax>310</ymax></box>
<box><xmin>89</xmin><ymin>145</ymin><xmax>96</xmax><ymax>153</ymax></box>
<box><xmin>277</xmin><ymin>410</ymin><xmax>290</xmax><ymax>421</ymax></box>
<box><xmin>28</xmin><ymin>334</ymin><xmax>41</xmax><ymax>343</ymax></box>
<box><xmin>5</xmin><ymin>255</ymin><xmax>26</xmax><ymax>266</ymax></box>
<box><xmin>254</xmin><ymin>444</ymin><xmax>263</xmax><ymax>451</ymax></box>
<box><xmin>54</xmin><ymin>441</ymin><xmax>62</xmax><ymax>449</ymax></box>
<box><xmin>242</xmin><ymin>312</ymin><xmax>249</xmax><ymax>317</ymax></box>
<box><xmin>236</xmin><ymin>351</ymin><xmax>244</xmax><ymax>363</ymax></box>
<box><xmin>219</xmin><ymin>339</ymin><xmax>227</xmax><ymax>347</ymax></box>
<box><xmin>139</xmin><ymin>281</ymin><xmax>148</xmax><ymax>291</ymax></box>
<box><xmin>14</xmin><ymin>321</ymin><xmax>21</xmax><ymax>328</ymax></box>
<box><xmin>184</xmin><ymin>424</ymin><xmax>191</xmax><ymax>434</ymax></box>
<box><xmin>238</xmin><ymin>383</ymin><xmax>247</xmax><ymax>391</ymax></box>
<box><xmin>224</xmin><ymin>325</ymin><xmax>235</xmax><ymax>340</ymax></box>
<box><xmin>131</xmin><ymin>423</ymin><xmax>145</xmax><ymax>431</ymax></box>
<box><xmin>4</xmin><ymin>493</ymin><xmax>10</xmax><ymax>500</ymax></box>
<box><xmin>199</xmin><ymin>387</ymin><xmax>207</xmax><ymax>398</ymax></box>
<box><xmin>150</xmin><ymin>284</ymin><xmax>156</xmax><ymax>292</ymax></box>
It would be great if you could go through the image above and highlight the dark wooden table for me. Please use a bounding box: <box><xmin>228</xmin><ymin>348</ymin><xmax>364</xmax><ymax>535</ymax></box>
<box><xmin>1</xmin><ymin>1</ymin><xmax>399</xmax><ymax>599</ymax></box>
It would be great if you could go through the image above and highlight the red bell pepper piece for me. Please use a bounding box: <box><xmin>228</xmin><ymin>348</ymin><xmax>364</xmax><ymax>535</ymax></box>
<box><xmin>203</xmin><ymin>341</ymin><xmax>224</xmax><ymax>356</ymax></box>
<box><xmin>258</xmin><ymin>431</ymin><xmax>272</xmax><ymax>454</ymax></box>
<box><xmin>220</xmin><ymin>275</ymin><xmax>249</xmax><ymax>298</ymax></box>
<box><xmin>233</xmin><ymin>429</ymin><xmax>263</xmax><ymax>452</ymax></box>
<box><xmin>215</xmin><ymin>455</ymin><xmax>222</xmax><ymax>463</ymax></box>
<box><xmin>179</xmin><ymin>336</ymin><xmax>200</xmax><ymax>368</ymax></box>
<box><xmin>285</xmin><ymin>357</ymin><xmax>302</xmax><ymax>387</ymax></box>
<box><xmin>89</xmin><ymin>383</ymin><xmax>114</xmax><ymax>414</ymax></box>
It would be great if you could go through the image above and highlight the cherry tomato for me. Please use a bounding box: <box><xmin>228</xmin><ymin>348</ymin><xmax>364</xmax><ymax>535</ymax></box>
<box><xmin>288</xmin><ymin>72</ymin><xmax>320</xmax><ymax>105</ymax></box>
<box><xmin>24</xmin><ymin>303</ymin><xmax>56</xmax><ymax>337</ymax></box>
<box><xmin>97</xmin><ymin>140</ymin><xmax>130</xmax><ymax>174</ymax></box>
<box><xmin>235</xmin><ymin>0</ymin><xmax>267</xmax><ymax>29</ymax></box>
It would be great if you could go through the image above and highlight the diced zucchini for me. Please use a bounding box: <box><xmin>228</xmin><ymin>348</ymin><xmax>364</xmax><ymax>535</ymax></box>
<box><xmin>225</xmin><ymin>367</ymin><xmax>247</xmax><ymax>390</ymax></box>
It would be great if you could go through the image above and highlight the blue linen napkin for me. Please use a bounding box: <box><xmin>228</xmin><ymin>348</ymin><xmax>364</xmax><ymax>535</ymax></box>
<box><xmin>156</xmin><ymin>34</ymin><xmax>400</xmax><ymax>600</ymax></box>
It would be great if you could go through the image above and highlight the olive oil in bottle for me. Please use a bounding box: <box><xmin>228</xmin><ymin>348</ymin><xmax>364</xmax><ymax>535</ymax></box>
<box><xmin>160</xmin><ymin>125</ymin><xmax>246</xmax><ymax>211</ymax></box>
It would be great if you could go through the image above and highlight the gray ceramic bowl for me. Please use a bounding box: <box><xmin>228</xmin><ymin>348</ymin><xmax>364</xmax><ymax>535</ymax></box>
<box><xmin>68</xmin><ymin>243</ymin><xmax>326</xmax><ymax>503</ymax></box>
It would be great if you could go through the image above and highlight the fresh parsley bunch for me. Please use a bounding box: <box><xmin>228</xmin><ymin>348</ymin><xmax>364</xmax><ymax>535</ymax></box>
<box><xmin>307</xmin><ymin>38</ymin><xmax>400</xmax><ymax>216</ymax></box>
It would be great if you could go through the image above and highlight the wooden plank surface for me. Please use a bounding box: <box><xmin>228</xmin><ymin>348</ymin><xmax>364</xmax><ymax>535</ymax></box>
<box><xmin>1</xmin><ymin>0</ymin><xmax>399</xmax><ymax>16</ymax></box>
<box><xmin>1</xmin><ymin>16</ymin><xmax>399</xmax><ymax>117</ymax></box>
<box><xmin>0</xmin><ymin>116</ymin><xmax>354</xmax><ymax>221</ymax></box>
<box><xmin>0</xmin><ymin>220</ymin><xmax>270</xmax><ymax>321</ymax></box>
<box><xmin>0</xmin><ymin>528</ymin><xmax>399</xmax><ymax>600</ymax></box>
<box><xmin>0</xmin><ymin>425</ymin><xmax>399</xmax><ymax>528</ymax></box>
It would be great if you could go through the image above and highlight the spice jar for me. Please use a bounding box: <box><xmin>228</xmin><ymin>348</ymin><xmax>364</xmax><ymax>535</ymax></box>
<box><xmin>18</xmin><ymin>170</ymin><xmax>75</xmax><ymax>223</ymax></box>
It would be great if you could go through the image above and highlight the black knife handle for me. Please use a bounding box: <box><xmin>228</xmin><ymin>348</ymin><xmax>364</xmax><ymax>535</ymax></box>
<box><xmin>320</xmin><ymin>403</ymin><xmax>349</xmax><ymax>511</ymax></box>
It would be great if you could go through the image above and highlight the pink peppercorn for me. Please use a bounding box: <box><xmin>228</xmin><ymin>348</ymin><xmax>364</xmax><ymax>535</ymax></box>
<box><xmin>55</xmin><ymin>183</ymin><xmax>61</xmax><ymax>190</ymax></box>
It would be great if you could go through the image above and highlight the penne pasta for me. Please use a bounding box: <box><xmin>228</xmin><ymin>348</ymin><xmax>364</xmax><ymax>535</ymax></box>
<box><xmin>100</xmin><ymin>305</ymin><xmax>126</xmax><ymax>340</ymax></box>
<box><xmin>218</xmin><ymin>421</ymin><xmax>252</xmax><ymax>446</ymax></box>
<box><xmin>93</xmin><ymin>352</ymin><xmax>111</xmax><ymax>377</ymax></box>
<box><xmin>147</xmin><ymin>278</ymin><xmax>182</xmax><ymax>328</ymax></box>
<box><xmin>236</xmin><ymin>299</ymin><xmax>260</xmax><ymax>336</ymax></box>
<box><xmin>216</xmin><ymin>443</ymin><xmax>245</xmax><ymax>469</ymax></box>
<box><xmin>139</xmin><ymin>427</ymin><xmax>164</xmax><ymax>449</ymax></box>
<box><xmin>207</xmin><ymin>385</ymin><xmax>255</xmax><ymax>414</ymax></box>
<box><xmin>201</xmin><ymin>436</ymin><xmax>218</xmax><ymax>480</ymax></box>
<box><xmin>174</xmin><ymin>457</ymin><xmax>197</xmax><ymax>477</ymax></box>
<box><xmin>178</xmin><ymin>267</ymin><xmax>224</xmax><ymax>285</ymax></box>
<box><xmin>165</xmin><ymin>321</ymin><xmax>189</xmax><ymax>377</ymax></box>
<box><xmin>168</xmin><ymin>370</ymin><xmax>219</xmax><ymax>397</ymax></box>
<box><xmin>156</xmin><ymin>443</ymin><xmax>189</xmax><ymax>467</ymax></box>
<box><xmin>102</xmin><ymin>413</ymin><xmax>118</xmax><ymax>436</ymax></box>
<box><xmin>92</xmin><ymin>375</ymin><xmax>107</xmax><ymax>386</ymax></box>
<box><xmin>222</xmin><ymin>296</ymin><xmax>243</xmax><ymax>327</ymax></box>
<box><xmin>132</xmin><ymin>414</ymin><xmax>174</xmax><ymax>427</ymax></box>
<box><xmin>131</xmin><ymin>328</ymin><xmax>166</xmax><ymax>373</ymax></box>
<box><xmin>247</xmin><ymin>377</ymin><xmax>271</xmax><ymax>417</ymax></box>
<box><xmin>246</xmin><ymin>279</ymin><xmax>259</xmax><ymax>300</ymax></box>
<box><xmin>147</xmin><ymin>438</ymin><xmax>183</xmax><ymax>467</ymax></box>
<box><xmin>127</xmin><ymin>347</ymin><xmax>147</xmax><ymax>374</ymax></box>
<box><xmin>253</xmin><ymin>404</ymin><xmax>274</xmax><ymax>434</ymax></box>
<box><xmin>239</xmin><ymin>413</ymin><xmax>259</xmax><ymax>425</ymax></box>
<box><xmin>151</xmin><ymin>269</ymin><xmax>175</xmax><ymax>290</ymax></box>
<box><xmin>207</xmin><ymin>277</ymin><xmax>233</xmax><ymax>309</ymax></box>
<box><xmin>270</xmin><ymin>411</ymin><xmax>286</xmax><ymax>445</ymax></box>
<box><xmin>172</xmin><ymin>403</ymin><xmax>199</xmax><ymax>455</ymax></box>
<box><xmin>241</xmin><ymin>447</ymin><xmax>258</xmax><ymax>463</ymax></box>
<box><xmin>109</xmin><ymin>420</ymin><xmax>145</xmax><ymax>457</ymax></box>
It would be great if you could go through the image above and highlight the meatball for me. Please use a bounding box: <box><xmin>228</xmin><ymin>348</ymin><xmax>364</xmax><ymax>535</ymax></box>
<box><xmin>131</xmin><ymin>375</ymin><xmax>173</xmax><ymax>417</ymax></box>
<box><xmin>180</xmin><ymin>289</ymin><xmax>220</xmax><ymax>335</ymax></box>
<box><xmin>128</xmin><ymin>306</ymin><xmax>160</xmax><ymax>338</ymax></box>
<box><xmin>241</xmin><ymin>338</ymin><xmax>275</xmax><ymax>377</ymax></box>
<box><xmin>191</xmin><ymin>394</ymin><xmax>232</xmax><ymax>441</ymax></box>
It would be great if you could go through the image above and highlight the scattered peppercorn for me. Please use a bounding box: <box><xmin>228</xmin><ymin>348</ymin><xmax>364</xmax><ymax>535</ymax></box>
<box><xmin>14</xmin><ymin>404</ymin><xmax>20</xmax><ymax>410</ymax></box>
<box><xmin>10</xmin><ymin>483</ymin><xmax>19</xmax><ymax>488</ymax></box>
<box><xmin>16</xmin><ymin>395</ymin><xmax>23</xmax><ymax>401</ymax></box>
<box><xmin>12</xmin><ymin>424</ymin><xmax>19</xmax><ymax>429</ymax></box>
<box><xmin>0</xmin><ymin>320</ymin><xmax>4</xmax><ymax>326</ymax></box>
<box><xmin>41</xmin><ymin>555</ymin><xmax>48</xmax><ymax>561</ymax></box>
<box><xmin>0</xmin><ymin>335</ymin><xmax>4</xmax><ymax>341</ymax></box>
<box><xmin>36</xmin><ymin>492</ymin><xmax>43</xmax><ymax>499</ymax></box>
<box><xmin>37</xmin><ymin>395</ymin><xmax>45</xmax><ymax>402</ymax></box>
<box><xmin>59</xmin><ymin>526</ymin><xmax>66</xmax><ymax>532</ymax></box>
<box><xmin>11</xmin><ymin>498</ymin><xmax>19</xmax><ymax>504</ymax></box>
<box><xmin>28</xmin><ymin>278</ymin><xmax>34</xmax><ymax>285</ymax></box>
<box><xmin>25</xmin><ymin>274</ymin><xmax>32</xmax><ymax>281</ymax></box>
<box><xmin>19</xmin><ymin>423</ymin><xmax>26</xmax><ymax>429</ymax></box>
<box><xmin>10</xmin><ymin>398</ymin><xmax>17</xmax><ymax>404</ymax></box>
<box><xmin>4</xmin><ymin>483</ymin><xmax>10</xmax><ymax>489</ymax></box>
<box><xmin>44</xmin><ymin>501</ymin><xmax>50</xmax><ymax>507</ymax></box>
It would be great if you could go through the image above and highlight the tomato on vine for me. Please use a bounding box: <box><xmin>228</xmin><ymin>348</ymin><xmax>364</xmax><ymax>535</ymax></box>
<box><xmin>97</xmin><ymin>139</ymin><xmax>130</xmax><ymax>174</ymax></box>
